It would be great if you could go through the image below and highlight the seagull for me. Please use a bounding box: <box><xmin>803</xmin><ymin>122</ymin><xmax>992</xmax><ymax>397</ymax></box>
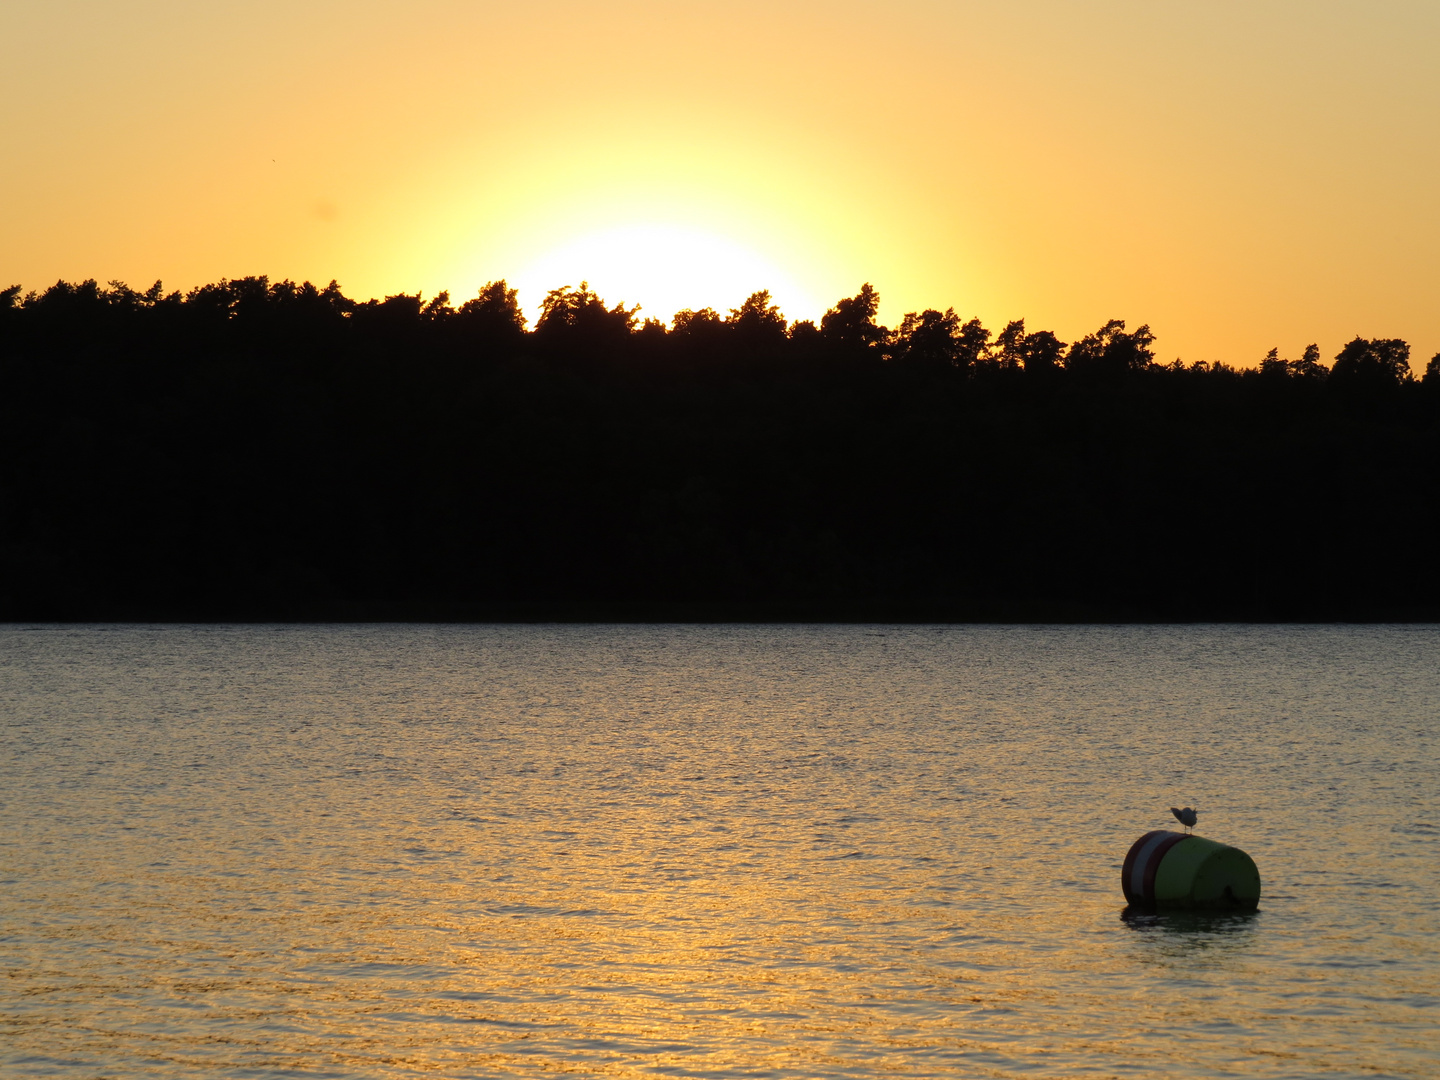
<box><xmin>1171</xmin><ymin>806</ymin><xmax>1198</xmax><ymax>833</ymax></box>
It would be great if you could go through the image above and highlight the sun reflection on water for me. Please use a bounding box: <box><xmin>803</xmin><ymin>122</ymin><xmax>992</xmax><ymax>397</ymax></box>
<box><xmin>2</xmin><ymin>624</ymin><xmax>1437</xmax><ymax>1077</ymax></box>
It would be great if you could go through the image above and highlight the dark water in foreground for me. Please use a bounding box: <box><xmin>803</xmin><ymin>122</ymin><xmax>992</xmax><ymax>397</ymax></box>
<box><xmin>1</xmin><ymin>625</ymin><xmax>1436</xmax><ymax>1079</ymax></box>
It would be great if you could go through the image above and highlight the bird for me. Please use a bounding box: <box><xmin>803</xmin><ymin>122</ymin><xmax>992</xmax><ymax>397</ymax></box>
<box><xmin>1171</xmin><ymin>806</ymin><xmax>1198</xmax><ymax>833</ymax></box>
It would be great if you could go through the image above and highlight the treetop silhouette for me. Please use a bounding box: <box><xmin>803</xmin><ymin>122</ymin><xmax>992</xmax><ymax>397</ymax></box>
<box><xmin>4</xmin><ymin>274</ymin><xmax>1427</xmax><ymax>387</ymax></box>
<box><xmin>0</xmin><ymin>272</ymin><xmax>1435</xmax><ymax>621</ymax></box>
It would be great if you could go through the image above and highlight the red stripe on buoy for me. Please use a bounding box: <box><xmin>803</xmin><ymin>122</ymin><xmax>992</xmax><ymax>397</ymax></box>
<box><xmin>1122</xmin><ymin>830</ymin><xmax>1190</xmax><ymax>904</ymax></box>
<box><xmin>1140</xmin><ymin>833</ymin><xmax>1191</xmax><ymax>903</ymax></box>
<box><xmin>1122</xmin><ymin>830</ymin><xmax>1169</xmax><ymax>904</ymax></box>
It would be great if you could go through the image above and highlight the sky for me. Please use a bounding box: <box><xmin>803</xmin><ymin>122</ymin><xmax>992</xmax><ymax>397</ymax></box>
<box><xmin>2</xmin><ymin>0</ymin><xmax>1437</xmax><ymax>367</ymax></box>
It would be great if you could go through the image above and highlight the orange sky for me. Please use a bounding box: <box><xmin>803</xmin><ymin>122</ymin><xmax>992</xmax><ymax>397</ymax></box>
<box><xmin>3</xmin><ymin>1</ymin><xmax>1437</xmax><ymax>367</ymax></box>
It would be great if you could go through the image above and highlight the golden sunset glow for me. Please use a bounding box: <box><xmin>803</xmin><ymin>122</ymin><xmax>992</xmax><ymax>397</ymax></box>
<box><xmin>2</xmin><ymin>1</ymin><xmax>1437</xmax><ymax>362</ymax></box>
<box><xmin>513</xmin><ymin>224</ymin><xmax>821</xmax><ymax>325</ymax></box>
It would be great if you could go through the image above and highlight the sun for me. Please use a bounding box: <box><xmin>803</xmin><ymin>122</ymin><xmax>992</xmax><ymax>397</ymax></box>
<box><xmin>512</xmin><ymin>224</ymin><xmax>821</xmax><ymax>327</ymax></box>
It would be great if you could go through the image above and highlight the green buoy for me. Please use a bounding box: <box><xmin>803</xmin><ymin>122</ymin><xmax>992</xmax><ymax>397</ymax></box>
<box><xmin>1121</xmin><ymin>830</ymin><xmax>1260</xmax><ymax>910</ymax></box>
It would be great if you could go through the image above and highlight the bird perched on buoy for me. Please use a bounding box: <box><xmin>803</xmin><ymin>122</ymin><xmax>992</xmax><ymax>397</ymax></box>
<box><xmin>1171</xmin><ymin>806</ymin><xmax>1198</xmax><ymax>833</ymax></box>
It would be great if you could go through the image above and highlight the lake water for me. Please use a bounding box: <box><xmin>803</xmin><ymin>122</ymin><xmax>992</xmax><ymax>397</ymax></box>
<box><xmin>1</xmin><ymin>625</ymin><xmax>1436</xmax><ymax>1078</ymax></box>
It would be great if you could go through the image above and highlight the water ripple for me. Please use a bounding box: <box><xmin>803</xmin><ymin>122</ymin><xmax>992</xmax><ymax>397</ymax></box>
<box><xmin>2</xmin><ymin>624</ymin><xmax>1438</xmax><ymax>1078</ymax></box>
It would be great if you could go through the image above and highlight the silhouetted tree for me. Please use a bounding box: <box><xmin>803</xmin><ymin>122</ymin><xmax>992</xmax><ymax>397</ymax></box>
<box><xmin>1330</xmin><ymin>336</ymin><xmax>1412</xmax><ymax>388</ymax></box>
<box><xmin>457</xmin><ymin>280</ymin><xmax>527</xmax><ymax>338</ymax></box>
<box><xmin>820</xmin><ymin>284</ymin><xmax>885</xmax><ymax>356</ymax></box>
<box><xmin>892</xmin><ymin>308</ymin><xmax>963</xmax><ymax>368</ymax></box>
<box><xmin>727</xmin><ymin>290</ymin><xmax>788</xmax><ymax>347</ymax></box>
<box><xmin>955</xmin><ymin>317</ymin><xmax>992</xmax><ymax>373</ymax></box>
<box><xmin>422</xmin><ymin>292</ymin><xmax>454</xmax><ymax>320</ymax></box>
<box><xmin>672</xmin><ymin>307</ymin><xmax>724</xmax><ymax>335</ymax></box>
<box><xmin>990</xmin><ymin>318</ymin><xmax>1065</xmax><ymax>376</ymax></box>
<box><xmin>1021</xmin><ymin>329</ymin><xmax>1066</xmax><ymax>376</ymax></box>
<box><xmin>0</xmin><ymin>285</ymin><xmax>22</xmax><ymax>338</ymax></box>
<box><xmin>1065</xmin><ymin>319</ymin><xmax>1155</xmax><ymax>379</ymax></box>
<box><xmin>1294</xmin><ymin>343</ymin><xmax>1327</xmax><ymax>380</ymax></box>
<box><xmin>535</xmin><ymin>281</ymin><xmax>639</xmax><ymax>356</ymax></box>
<box><xmin>888</xmin><ymin>308</ymin><xmax>994</xmax><ymax>373</ymax></box>
<box><xmin>788</xmin><ymin>318</ymin><xmax>821</xmax><ymax>347</ymax></box>
<box><xmin>994</xmin><ymin>319</ymin><xmax>1026</xmax><ymax>371</ymax></box>
<box><xmin>1260</xmin><ymin>344</ymin><xmax>1327</xmax><ymax>380</ymax></box>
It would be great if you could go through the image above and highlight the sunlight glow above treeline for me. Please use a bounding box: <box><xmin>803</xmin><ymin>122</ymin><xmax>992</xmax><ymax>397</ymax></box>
<box><xmin>1</xmin><ymin>1</ymin><xmax>1437</xmax><ymax>367</ymax></box>
<box><xmin>511</xmin><ymin>225</ymin><xmax>821</xmax><ymax>328</ymax></box>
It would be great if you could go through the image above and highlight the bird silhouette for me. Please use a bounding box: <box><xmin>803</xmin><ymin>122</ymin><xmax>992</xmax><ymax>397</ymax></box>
<box><xmin>1171</xmin><ymin>806</ymin><xmax>1198</xmax><ymax>833</ymax></box>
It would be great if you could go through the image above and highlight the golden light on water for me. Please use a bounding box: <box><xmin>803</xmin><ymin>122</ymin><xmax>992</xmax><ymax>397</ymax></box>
<box><xmin>6</xmin><ymin>625</ymin><xmax>1438</xmax><ymax>1075</ymax></box>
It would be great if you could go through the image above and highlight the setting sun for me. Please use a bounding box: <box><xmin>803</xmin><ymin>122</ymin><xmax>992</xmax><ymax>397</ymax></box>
<box><xmin>512</xmin><ymin>224</ymin><xmax>821</xmax><ymax>325</ymax></box>
<box><xmin>2</xmin><ymin>1</ymin><xmax>1436</xmax><ymax>360</ymax></box>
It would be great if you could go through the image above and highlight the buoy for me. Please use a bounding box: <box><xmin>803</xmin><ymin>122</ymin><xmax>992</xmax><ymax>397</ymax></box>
<box><xmin>1121</xmin><ymin>830</ymin><xmax>1260</xmax><ymax>910</ymax></box>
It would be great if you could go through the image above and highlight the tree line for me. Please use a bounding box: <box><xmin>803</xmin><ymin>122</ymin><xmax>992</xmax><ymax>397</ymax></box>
<box><xmin>2</xmin><ymin>276</ymin><xmax>1437</xmax><ymax>620</ymax></box>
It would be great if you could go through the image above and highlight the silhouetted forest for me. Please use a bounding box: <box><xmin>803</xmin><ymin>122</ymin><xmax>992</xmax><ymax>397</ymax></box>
<box><xmin>3</xmin><ymin>276</ymin><xmax>1438</xmax><ymax>621</ymax></box>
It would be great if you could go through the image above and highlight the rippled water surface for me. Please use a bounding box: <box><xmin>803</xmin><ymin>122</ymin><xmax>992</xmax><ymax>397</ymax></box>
<box><xmin>2</xmin><ymin>625</ymin><xmax>1437</xmax><ymax>1078</ymax></box>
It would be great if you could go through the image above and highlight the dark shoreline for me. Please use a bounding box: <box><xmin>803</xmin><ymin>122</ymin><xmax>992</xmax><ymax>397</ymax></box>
<box><xmin>5</xmin><ymin>277</ymin><xmax>1438</xmax><ymax>624</ymax></box>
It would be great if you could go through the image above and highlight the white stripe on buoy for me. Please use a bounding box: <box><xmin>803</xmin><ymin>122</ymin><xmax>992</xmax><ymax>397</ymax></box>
<box><xmin>1121</xmin><ymin>830</ymin><xmax>1262</xmax><ymax>910</ymax></box>
<box><xmin>1130</xmin><ymin>830</ymin><xmax>1175</xmax><ymax>900</ymax></box>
